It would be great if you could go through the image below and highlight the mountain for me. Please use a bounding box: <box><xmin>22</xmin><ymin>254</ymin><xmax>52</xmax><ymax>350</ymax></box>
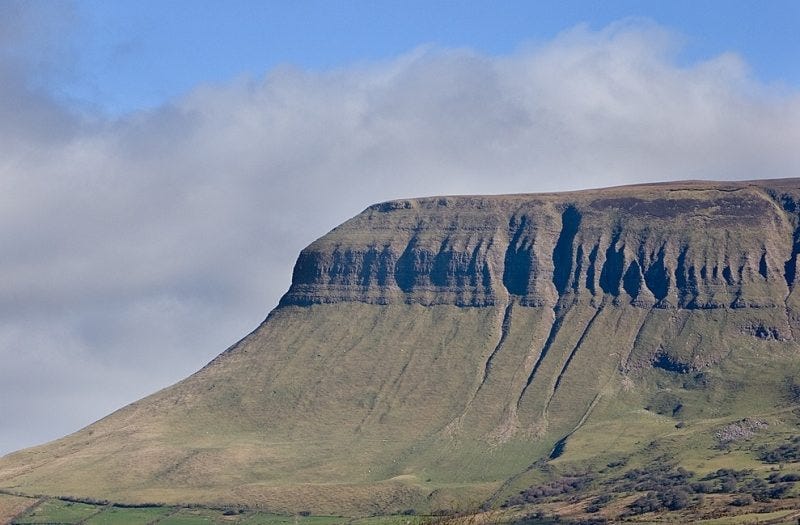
<box><xmin>3</xmin><ymin>179</ymin><xmax>800</xmax><ymax>519</ymax></box>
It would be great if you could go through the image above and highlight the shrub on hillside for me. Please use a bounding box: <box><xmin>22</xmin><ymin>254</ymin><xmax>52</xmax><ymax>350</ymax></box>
<box><xmin>660</xmin><ymin>488</ymin><xmax>691</xmax><ymax>510</ymax></box>
<box><xmin>624</xmin><ymin>487</ymin><xmax>691</xmax><ymax>515</ymax></box>
<box><xmin>646</xmin><ymin>391</ymin><xmax>684</xmax><ymax>417</ymax></box>
<box><xmin>615</xmin><ymin>464</ymin><xmax>693</xmax><ymax>492</ymax></box>
<box><xmin>625</xmin><ymin>492</ymin><xmax>662</xmax><ymax>515</ymax></box>
<box><xmin>702</xmin><ymin>468</ymin><xmax>752</xmax><ymax>481</ymax></box>
<box><xmin>505</xmin><ymin>475</ymin><xmax>593</xmax><ymax>505</ymax></box>
<box><xmin>759</xmin><ymin>437</ymin><xmax>800</xmax><ymax>463</ymax></box>
<box><xmin>700</xmin><ymin>468</ymin><xmax>753</xmax><ymax>493</ymax></box>
<box><xmin>732</xmin><ymin>477</ymin><xmax>795</xmax><ymax>501</ymax></box>
<box><xmin>766</xmin><ymin>482</ymin><xmax>794</xmax><ymax>499</ymax></box>
<box><xmin>768</xmin><ymin>472</ymin><xmax>800</xmax><ymax>482</ymax></box>
<box><xmin>585</xmin><ymin>493</ymin><xmax>613</xmax><ymax>513</ymax></box>
<box><xmin>730</xmin><ymin>494</ymin><xmax>753</xmax><ymax>506</ymax></box>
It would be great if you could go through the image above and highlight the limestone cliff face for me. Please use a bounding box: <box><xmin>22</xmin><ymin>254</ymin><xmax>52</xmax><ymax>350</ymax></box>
<box><xmin>281</xmin><ymin>179</ymin><xmax>800</xmax><ymax>312</ymax></box>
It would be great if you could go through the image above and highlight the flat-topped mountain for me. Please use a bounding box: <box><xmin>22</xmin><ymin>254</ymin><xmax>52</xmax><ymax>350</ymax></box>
<box><xmin>284</xmin><ymin>179</ymin><xmax>798</xmax><ymax>310</ymax></box>
<box><xmin>4</xmin><ymin>179</ymin><xmax>800</xmax><ymax>518</ymax></box>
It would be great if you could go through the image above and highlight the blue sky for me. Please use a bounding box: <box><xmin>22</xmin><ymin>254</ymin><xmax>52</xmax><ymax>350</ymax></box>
<box><xmin>42</xmin><ymin>0</ymin><xmax>800</xmax><ymax>114</ymax></box>
<box><xmin>1</xmin><ymin>1</ymin><xmax>799</xmax><ymax>455</ymax></box>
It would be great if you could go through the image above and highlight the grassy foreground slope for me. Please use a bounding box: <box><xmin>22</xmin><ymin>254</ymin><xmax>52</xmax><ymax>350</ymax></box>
<box><xmin>3</xmin><ymin>179</ymin><xmax>800</xmax><ymax>519</ymax></box>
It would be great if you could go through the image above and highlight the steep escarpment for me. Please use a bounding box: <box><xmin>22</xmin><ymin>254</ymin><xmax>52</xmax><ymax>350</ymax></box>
<box><xmin>282</xmin><ymin>180</ymin><xmax>798</xmax><ymax>312</ymax></box>
<box><xmin>3</xmin><ymin>179</ymin><xmax>800</xmax><ymax>516</ymax></box>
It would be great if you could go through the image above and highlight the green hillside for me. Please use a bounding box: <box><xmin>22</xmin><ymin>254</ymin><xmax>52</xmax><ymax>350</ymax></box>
<box><xmin>4</xmin><ymin>179</ymin><xmax>800</xmax><ymax>522</ymax></box>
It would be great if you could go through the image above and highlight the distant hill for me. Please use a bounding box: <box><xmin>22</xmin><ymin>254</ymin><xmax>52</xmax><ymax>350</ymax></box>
<box><xmin>4</xmin><ymin>179</ymin><xmax>800</xmax><ymax>521</ymax></box>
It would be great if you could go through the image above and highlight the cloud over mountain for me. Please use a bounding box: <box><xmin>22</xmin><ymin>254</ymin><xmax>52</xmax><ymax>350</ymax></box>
<box><xmin>1</xmin><ymin>14</ymin><xmax>798</xmax><ymax>453</ymax></box>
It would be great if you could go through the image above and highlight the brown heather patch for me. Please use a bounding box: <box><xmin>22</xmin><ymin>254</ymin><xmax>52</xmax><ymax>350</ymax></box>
<box><xmin>0</xmin><ymin>493</ymin><xmax>39</xmax><ymax>524</ymax></box>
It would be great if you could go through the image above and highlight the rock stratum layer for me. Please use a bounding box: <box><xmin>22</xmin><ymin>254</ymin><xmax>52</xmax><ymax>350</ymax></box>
<box><xmin>4</xmin><ymin>179</ymin><xmax>800</xmax><ymax>515</ymax></box>
<box><xmin>284</xmin><ymin>179</ymin><xmax>800</xmax><ymax>311</ymax></box>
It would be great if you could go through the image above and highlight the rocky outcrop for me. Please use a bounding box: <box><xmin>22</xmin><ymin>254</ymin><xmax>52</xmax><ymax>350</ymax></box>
<box><xmin>281</xmin><ymin>179</ymin><xmax>800</xmax><ymax>310</ymax></box>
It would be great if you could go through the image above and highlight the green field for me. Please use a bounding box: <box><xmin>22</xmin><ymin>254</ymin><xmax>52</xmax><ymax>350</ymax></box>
<box><xmin>84</xmin><ymin>506</ymin><xmax>175</xmax><ymax>524</ymax></box>
<box><xmin>13</xmin><ymin>499</ymin><xmax>100</xmax><ymax>524</ymax></box>
<box><xmin>9</xmin><ymin>501</ymin><xmax>433</xmax><ymax>525</ymax></box>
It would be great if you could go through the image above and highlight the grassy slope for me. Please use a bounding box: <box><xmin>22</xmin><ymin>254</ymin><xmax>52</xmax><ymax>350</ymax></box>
<box><xmin>0</xmin><ymin>304</ymin><xmax>504</xmax><ymax>514</ymax></box>
<box><xmin>3</xmin><ymin>301</ymin><xmax>800</xmax><ymax>517</ymax></box>
<box><xmin>3</xmin><ymin>180</ymin><xmax>800</xmax><ymax>518</ymax></box>
<box><xmin>8</xmin><ymin>499</ymin><xmax>439</xmax><ymax>525</ymax></box>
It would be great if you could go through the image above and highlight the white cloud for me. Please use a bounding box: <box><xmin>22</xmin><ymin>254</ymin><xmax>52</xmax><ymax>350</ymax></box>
<box><xmin>1</xmin><ymin>17</ymin><xmax>799</xmax><ymax>454</ymax></box>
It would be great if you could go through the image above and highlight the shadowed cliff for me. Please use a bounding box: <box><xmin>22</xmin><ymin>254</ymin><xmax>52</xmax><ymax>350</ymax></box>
<box><xmin>282</xmin><ymin>179</ymin><xmax>800</xmax><ymax>313</ymax></box>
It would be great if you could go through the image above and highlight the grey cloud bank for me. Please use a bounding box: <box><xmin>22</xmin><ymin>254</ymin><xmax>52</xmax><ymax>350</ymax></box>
<box><xmin>2</xmin><ymin>20</ymin><xmax>799</xmax><ymax>454</ymax></box>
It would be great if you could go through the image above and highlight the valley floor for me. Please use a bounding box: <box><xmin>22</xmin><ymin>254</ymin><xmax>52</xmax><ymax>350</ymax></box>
<box><xmin>4</xmin><ymin>491</ymin><xmax>800</xmax><ymax>525</ymax></box>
